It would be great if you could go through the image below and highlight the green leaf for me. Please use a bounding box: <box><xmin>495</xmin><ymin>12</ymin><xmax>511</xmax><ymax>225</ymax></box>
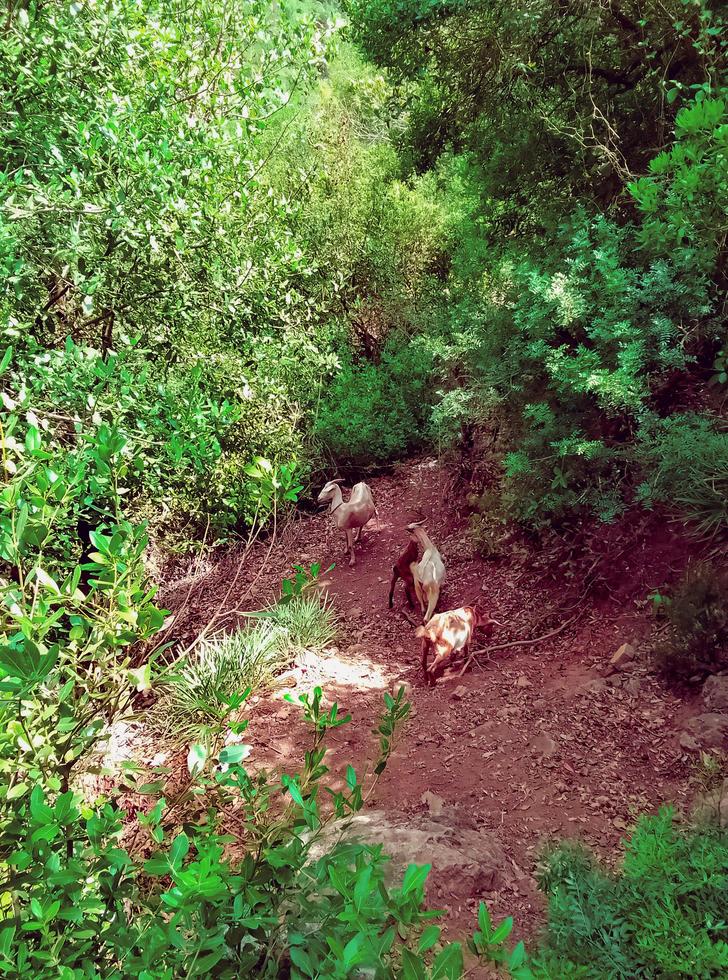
<box><xmin>342</xmin><ymin>933</ymin><xmax>365</xmax><ymax>971</ymax></box>
<box><xmin>490</xmin><ymin>917</ymin><xmax>513</xmax><ymax>946</ymax></box>
<box><xmin>219</xmin><ymin>743</ymin><xmax>251</xmax><ymax>765</ymax></box>
<box><xmin>25</xmin><ymin>426</ymin><xmax>41</xmax><ymax>453</ymax></box>
<box><xmin>128</xmin><ymin>664</ymin><xmax>151</xmax><ymax>691</ymax></box>
<box><xmin>290</xmin><ymin>946</ymin><xmax>314</xmax><ymax>976</ymax></box>
<box><xmin>417</xmin><ymin>924</ymin><xmax>441</xmax><ymax>953</ymax></box>
<box><xmin>187</xmin><ymin>743</ymin><xmax>207</xmax><ymax>775</ymax></box>
<box><xmin>430</xmin><ymin>943</ymin><xmax>463</xmax><ymax>979</ymax></box>
<box><xmin>0</xmin><ymin>347</ymin><xmax>12</xmax><ymax>375</ymax></box>
<box><xmin>285</xmin><ymin>778</ymin><xmax>304</xmax><ymax>806</ymax></box>
<box><xmin>353</xmin><ymin>865</ymin><xmax>372</xmax><ymax>910</ymax></box>
<box><xmin>346</xmin><ymin>764</ymin><xmax>357</xmax><ymax>790</ymax></box>
<box><xmin>477</xmin><ymin>901</ymin><xmax>491</xmax><ymax>937</ymax></box>
<box><xmin>7</xmin><ymin>782</ymin><xmax>29</xmax><ymax>800</ymax></box>
<box><xmin>169</xmin><ymin>833</ymin><xmax>190</xmax><ymax>868</ymax></box>
<box><xmin>32</xmin><ymin>567</ymin><xmax>60</xmax><ymax>595</ymax></box>
<box><xmin>401</xmin><ymin>948</ymin><xmax>427</xmax><ymax>980</ymax></box>
<box><xmin>401</xmin><ymin>863</ymin><xmax>430</xmax><ymax>896</ymax></box>
<box><xmin>509</xmin><ymin>941</ymin><xmax>527</xmax><ymax>969</ymax></box>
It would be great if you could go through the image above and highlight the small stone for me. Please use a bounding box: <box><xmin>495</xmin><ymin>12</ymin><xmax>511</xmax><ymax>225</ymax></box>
<box><xmin>613</xmin><ymin>817</ymin><xmax>628</xmax><ymax>831</ymax></box>
<box><xmin>452</xmin><ymin>685</ymin><xmax>468</xmax><ymax>701</ymax></box>
<box><xmin>624</xmin><ymin>677</ymin><xmax>642</xmax><ymax>696</ymax></box>
<box><xmin>531</xmin><ymin>733</ymin><xmax>558</xmax><ymax>758</ymax></box>
<box><xmin>582</xmin><ymin>678</ymin><xmax>608</xmax><ymax>695</ymax></box>
<box><xmin>703</xmin><ymin>675</ymin><xmax>728</xmax><ymax>712</ymax></box>
<box><xmin>348</xmin><ymin>606</ymin><xmax>364</xmax><ymax>619</ymax></box>
<box><xmin>421</xmin><ymin>790</ymin><xmax>445</xmax><ymax>816</ymax></box>
<box><xmin>395</xmin><ymin>645</ymin><xmax>404</xmax><ymax>655</ymax></box>
<box><xmin>516</xmin><ymin>675</ymin><xmax>531</xmax><ymax>689</ymax></box>
<box><xmin>609</xmin><ymin>643</ymin><xmax>636</xmax><ymax>671</ymax></box>
<box><xmin>693</xmin><ymin>778</ymin><xmax>728</xmax><ymax>828</ymax></box>
<box><xmin>683</xmin><ymin>713</ymin><xmax>728</xmax><ymax>749</ymax></box>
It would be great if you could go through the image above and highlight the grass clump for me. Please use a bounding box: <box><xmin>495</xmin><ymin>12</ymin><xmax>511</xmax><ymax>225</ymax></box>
<box><xmin>636</xmin><ymin>414</ymin><xmax>728</xmax><ymax>540</ymax></box>
<box><xmin>154</xmin><ymin>595</ymin><xmax>336</xmax><ymax>743</ymax></box>
<box><xmin>254</xmin><ymin>594</ymin><xmax>338</xmax><ymax>652</ymax></box>
<box><xmin>531</xmin><ymin>807</ymin><xmax>728</xmax><ymax>978</ymax></box>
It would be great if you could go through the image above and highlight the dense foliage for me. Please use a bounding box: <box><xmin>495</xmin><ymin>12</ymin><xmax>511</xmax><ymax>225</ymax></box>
<box><xmin>350</xmin><ymin>0</ymin><xmax>728</xmax><ymax>532</ymax></box>
<box><xmin>532</xmin><ymin>807</ymin><xmax>728</xmax><ymax>977</ymax></box>
<box><xmin>2</xmin><ymin>0</ymin><xmax>728</xmax><ymax>976</ymax></box>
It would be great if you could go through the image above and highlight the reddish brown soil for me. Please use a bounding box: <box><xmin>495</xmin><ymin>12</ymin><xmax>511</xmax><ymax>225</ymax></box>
<box><xmin>155</xmin><ymin>459</ymin><xmax>704</xmax><ymax>947</ymax></box>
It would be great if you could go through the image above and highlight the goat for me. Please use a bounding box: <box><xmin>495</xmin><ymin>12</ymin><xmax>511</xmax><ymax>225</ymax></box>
<box><xmin>416</xmin><ymin>606</ymin><xmax>501</xmax><ymax>686</ymax></box>
<box><xmin>388</xmin><ymin>538</ymin><xmax>419</xmax><ymax>610</ymax></box>
<box><xmin>317</xmin><ymin>479</ymin><xmax>377</xmax><ymax>567</ymax></box>
<box><xmin>407</xmin><ymin>520</ymin><xmax>445</xmax><ymax>622</ymax></box>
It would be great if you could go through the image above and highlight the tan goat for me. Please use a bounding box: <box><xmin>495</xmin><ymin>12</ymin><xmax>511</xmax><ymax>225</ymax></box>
<box><xmin>317</xmin><ymin>479</ymin><xmax>377</xmax><ymax>567</ymax></box>
<box><xmin>407</xmin><ymin>520</ymin><xmax>445</xmax><ymax>622</ymax></box>
<box><xmin>416</xmin><ymin>606</ymin><xmax>501</xmax><ymax>686</ymax></box>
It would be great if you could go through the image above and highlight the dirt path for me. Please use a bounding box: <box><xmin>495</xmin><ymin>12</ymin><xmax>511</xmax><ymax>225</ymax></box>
<box><xmin>157</xmin><ymin>458</ymin><xmax>699</xmax><ymax>945</ymax></box>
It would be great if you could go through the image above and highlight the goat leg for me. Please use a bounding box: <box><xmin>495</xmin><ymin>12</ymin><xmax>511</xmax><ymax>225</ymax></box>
<box><xmin>421</xmin><ymin>638</ymin><xmax>430</xmax><ymax>683</ymax></box>
<box><xmin>388</xmin><ymin>567</ymin><xmax>399</xmax><ymax>608</ymax></box>
<box><xmin>346</xmin><ymin>529</ymin><xmax>356</xmax><ymax>567</ymax></box>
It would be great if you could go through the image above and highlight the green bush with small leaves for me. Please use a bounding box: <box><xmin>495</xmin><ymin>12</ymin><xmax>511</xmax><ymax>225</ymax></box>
<box><xmin>531</xmin><ymin>807</ymin><xmax>728</xmax><ymax>978</ymax></box>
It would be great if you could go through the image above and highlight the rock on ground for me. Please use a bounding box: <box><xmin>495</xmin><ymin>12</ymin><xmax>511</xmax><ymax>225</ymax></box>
<box><xmin>308</xmin><ymin>808</ymin><xmax>509</xmax><ymax>893</ymax></box>
<box><xmin>693</xmin><ymin>778</ymin><xmax>728</xmax><ymax>828</ymax></box>
<box><xmin>703</xmin><ymin>675</ymin><xmax>728</xmax><ymax>712</ymax></box>
<box><xmin>682</xmin><ymin>712</ymin><xmax>728</xmax><ymax>749</ymax></box>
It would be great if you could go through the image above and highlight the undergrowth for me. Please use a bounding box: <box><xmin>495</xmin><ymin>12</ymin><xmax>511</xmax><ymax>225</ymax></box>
<box><xmin>532</xmin><ymin>807</ymin><xmax>728</xmax><ymax>978</ymax></box>
<box><xmin>152</xmin><ymin>596</ymin><xmax>337</xmax><ymax>744</ymax></box>
<box><xmin>652</xmin><ymin>562</ymin><xmax>728</xmax><ymax>679</ymax></box>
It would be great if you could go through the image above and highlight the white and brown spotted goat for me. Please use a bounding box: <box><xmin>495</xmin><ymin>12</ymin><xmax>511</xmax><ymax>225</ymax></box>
<box><xmin>416</xmin><ymin>606</ymin><xmax>501</xmax><ymax>686</ymax></box>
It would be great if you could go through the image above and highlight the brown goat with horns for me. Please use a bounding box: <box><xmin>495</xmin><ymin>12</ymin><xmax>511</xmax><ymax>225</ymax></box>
<box><xmin>388</xmin><ymin>538</ymin><xmax>419</xmax><ymax>610</ymax></box>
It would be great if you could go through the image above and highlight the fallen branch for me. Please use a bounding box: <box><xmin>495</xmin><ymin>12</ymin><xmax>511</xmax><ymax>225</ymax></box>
<box><xmin>458</xmin><ymin>607</ymin><xmax>584</xmax><ymax>677</ymax></box>
<box><xmin>398</xmin><ymin>609</ymin><xmax>419</xmax><ymax>629</ymax></box>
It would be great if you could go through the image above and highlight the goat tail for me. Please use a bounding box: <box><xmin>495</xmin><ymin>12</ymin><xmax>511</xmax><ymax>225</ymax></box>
<box><xmin>415</xmin><ymin>625</ymin><xmax>427</xmax><ymax>639</ymax></box>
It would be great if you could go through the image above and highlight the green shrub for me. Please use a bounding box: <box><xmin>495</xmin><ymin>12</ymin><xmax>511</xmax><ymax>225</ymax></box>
<box><xmin>629</xmin><ymin>95</ymin><xmax>728</xmax><ymax>276</ymax></box>
<box><xmin>651</xmin><ymin>562</ymin><xmax>728</xmax><ymax>679</ymax></box>
<box><xmin>532</xmin><ymin>807</ymin><xmax>728</xmax><ymax>978</ymax></box>
<box><xmin>636</xmin><ymin>414</ymin><xmax>728</xmax><ymax>538</ymax></box>
<box><xmin>316</xmin><ymin>334</ymin><xmax>435</xmax><ymax>469</ymax></box>
<box><xmin>259</xmin><ymin>594</ymin><xmax>338</xmax><ymax>652</ymax></box>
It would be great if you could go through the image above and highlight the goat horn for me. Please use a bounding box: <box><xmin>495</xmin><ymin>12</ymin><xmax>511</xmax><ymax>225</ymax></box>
<box><xmin>407</xmin><ymin>519</ymin><xmax>426</xmax><ymax>528</ymax></box>
<box><xmin>488</xmin><ymin>617</ymin><xmax>504</xmax><ymax>627</ymax></box>
<box><xmin>329</xmin><ymin>478</ymin><xmax>346</xmax><ymax>484</ymax></box>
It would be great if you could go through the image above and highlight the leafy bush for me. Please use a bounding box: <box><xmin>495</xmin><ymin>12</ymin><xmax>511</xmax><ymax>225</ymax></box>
<box><xmin>316</xmin><ymin>334</ymin><xmax>435</xmax><ymax>469</ymax></box>
<box><xmin>532</xmin><ymin>807</ymin><xmax>728</xmax><ymax>978</ymax></box>
<box><xmin>261</xmin><ymin>594</ymin><xmax>338</xmax><ymax>652</ymax></box>
<box><xmin>651</xmin><ymin>562</ymin><xmax>728</xmax><ymax>679</ymax></box>
<box><xmin>636</xmin><ymin>414</ymin><xmax>728</xmax><ymax>538</ymax></box>
<box><xmin>629</xmin><ymin>95</ymin><xmax>728</xmax><ymax>276</ymax></box>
